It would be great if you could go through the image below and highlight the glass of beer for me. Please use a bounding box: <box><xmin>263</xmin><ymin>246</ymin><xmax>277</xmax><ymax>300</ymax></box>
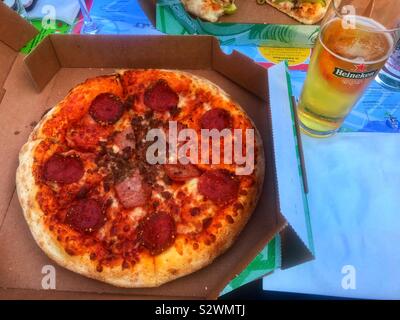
<box><xmin>297</xmin><ymin>0</ymin><xmax>400</xmax><ymax>137</ymax></box>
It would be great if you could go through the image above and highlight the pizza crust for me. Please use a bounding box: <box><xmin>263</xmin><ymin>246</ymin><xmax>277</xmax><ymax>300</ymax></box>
<box><xmin>181</xmin><ymin>0</ymin><xmax>225</xmax><ymax>22</ymax></box>
<box><xmin>266</xmin><ymin>0</ymin><xmax>331</xmax><ymax>25</ymax></box>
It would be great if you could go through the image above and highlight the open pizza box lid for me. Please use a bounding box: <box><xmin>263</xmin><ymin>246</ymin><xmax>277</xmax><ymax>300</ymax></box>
<box><xmin>139</xmin><ymin>0</ymin><xmax>321</xmax><ymax>47</ymax></box>
<box><xmin>0</xmin><ymin>2</ymin><xmax>313</xmax><ymax>299</ymax></box>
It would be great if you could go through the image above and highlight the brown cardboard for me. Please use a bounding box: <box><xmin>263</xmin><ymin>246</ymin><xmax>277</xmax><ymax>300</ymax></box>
<box><xmin>0</xmin><ymin>4</ymin><xmax>312</xmax><ymax>300</ymax></box>
<box><xmin>139</xmin><ymin>0</ymin><xmax>317</xmax><ymax>25</ymax></box>
<box><xmin>0</xmin><ymin>3</ymin><xmax>37</xmax><ymax>226</ymax></box>
<box><xmin>0</xmin><ymin>3</ymin><xmax>37</xmax><ymax>52</ymax></box>
<box><xmin>140</xmin><ymin>0</ymin><xmax>157</xmax><ymax>25</ymax></box>
<box><xmin>0</xmin><ymin>3</ymin><xmax>37</xmax><ymax>91</ymax></box>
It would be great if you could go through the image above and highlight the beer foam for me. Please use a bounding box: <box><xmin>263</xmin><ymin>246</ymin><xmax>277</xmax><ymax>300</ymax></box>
<box><xmin>320</xmin><ymin>16</ymin><xmax>394</xmax><ymax>65</ymax></box>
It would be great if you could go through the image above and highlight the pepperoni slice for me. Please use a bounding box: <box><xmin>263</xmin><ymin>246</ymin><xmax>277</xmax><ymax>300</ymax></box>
<box><xmin>65</xmin><ymin>199</ymin><xmax>105</xmax><ymax>233</ymax></box>
<box><xmin>144</xmin><ymin>80</ymin><xmax>179</xmax><ymax>112</ymax></box>
<box><xmin>89</xmin><ymin>93</ymin><xmax>124</xmax><ymax>125</ymax></box>
<box><xmin>164</xmin><ymin>163</ymin><xmax>201</xmax><ymax>181</ymax></box>
<box><xmin>139</xmin><ymin>212</ymin><xmax>176</xmax><ymax>255</ymax></box>
<box><xmin>115</xmin><ymin>171</ymin><xmax>150</xmax><ymax>209</ymax></box>
<box><xmin>43</xmin><ymin>154</ymin><xmax>84</xmax><ymax>184</ymax></box>
<box><xmin>198</xmin><ymin>170</ymin><xmax>239</xmax><ymax>205</ymax></box>
<box><xmin>200</xmin><ymin>108</ymin><xmax>232</xmax><ymax>131</ymax></box>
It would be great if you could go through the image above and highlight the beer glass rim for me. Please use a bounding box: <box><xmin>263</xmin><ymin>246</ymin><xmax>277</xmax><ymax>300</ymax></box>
<box><xmin>332</xmin><ymin>1</ymin><xmax>400</xmax><ymax>33</ymax></box>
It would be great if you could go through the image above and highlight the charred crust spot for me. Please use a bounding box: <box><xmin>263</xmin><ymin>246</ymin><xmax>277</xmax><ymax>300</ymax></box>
<box><xmin>90</xmin><ymin>252</ymin><xmax>97</xmax><ymax>261</ymax></box>
<box><xmin>226</xmin><ymin>214</ymin><xmax>235</xmax><ymax>224</ymax></box>
<box><xmin>161</xmin><ymin>191</ymin><xmax>172</xmax><ymax>200</ymax></box>
<box><xmin>122</xmin><ymin>260</ymin><xmax>130</xmax><ymax>270</ymax></box>
<box><xmin>41</xmin><ymin>108</ymin><xmax>52</xmax><ymax>119</ymax></box>
<box><xmin>110</xmin><ymin>225</ymin><xmax>118</xmax><ymax>236</ymax></box>
<box><xmin>209</xmin><ymin>234</ymin><xmax>216</xmax><ymax>243</ymax></box>
<box><xmin>177</xmin><ymin>191</ymin><xmax>186</xmax><ymax>199</ymax></box>
<box><xmin>123</xmin><ymin>95</ymin><xmax>135</xmax><ymax>110</ymax></box>
<box><xmin>96</xmin><ymin>265</ymin><xmax>103</xmax><ymax>273</ymax></box>
<box><xmin>190</xmin><ymin>207</ymin><xmax>201</xmax><ymax>216</ymax></box>
<box><xmin>171</xmin><ymin>205</ymin><xmax>180</xmax><ymax>216</ymax></box>
<box><xmin>169</xmin><ymin>268</ymin><xmax>178</xmax><ymax>275</ymax></box>
<box><xmin>121</xmin><ymin>147</ymin><xmax>133</xmax><ymax>160</ymax></box>
<box><xmin>162</xmin><ymin>174</ymin><xmax>172</xmax><ymax>185</ymax></box>
<box><xmin>65</xmin><ymin>248</ymin><xmax>75</xmax><ymax>256</ymax></box>
<box><xmin>105</xmin><ymin>198</ymin><xmax>113</xmax><ymax>208</ymax></box>
<box><xmin>131</xmin><ymin>115</ymin><xmax>143</xmax><ymax>128</ymax></box>
<box><xmin>144</xmin><ymin>110</ymin><xmax>154</xmax><ymax>120</ymax></box>
<box><xmin>75</xmin><ymin>185</ymin><xmax>90</xmax><ymax>200</ymax></box>
<box><xmin>169</xmin><ymin>106</ymin><xmax>181</xmax><ymax>117</ymax></box>
<box><xmin>148</xmin><ymin>117</ymin><xmax>164</xmax><ymax>129</ymax></box>
<box><xmin>233</xmin><ymin>203</ymin><xmax>244</xmax><ymax>213</ymax></box>
<box><xmin>202</xmin><ymin>217</ymin><xmax>213</xmax><ymax>230</ymax></box>
<box><xmin>103</xmin><ymin>181</ymin><xmax>111</xmax><ymax>192</ymax></box>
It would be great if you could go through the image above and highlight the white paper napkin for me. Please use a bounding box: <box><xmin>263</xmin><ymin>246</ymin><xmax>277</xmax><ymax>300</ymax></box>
<box><xmin>263</xmin><ymin>132</ymin><xmax>400</xmax><ymax>299</ymax></box>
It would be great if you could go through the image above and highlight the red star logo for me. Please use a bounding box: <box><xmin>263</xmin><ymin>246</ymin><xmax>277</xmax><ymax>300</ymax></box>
<box><xmin>354</xmin><ymin>64</ymin><xmax>367</xmax><ymax>72</ymax></box>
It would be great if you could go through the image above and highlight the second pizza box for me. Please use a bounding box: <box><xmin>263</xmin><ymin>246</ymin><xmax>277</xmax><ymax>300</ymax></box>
<box><xmin>0</xmin><ymin>3</ymin><xmax>313</xmax><ymax>299</ymax></box>
<box><xmin>139</xmin><ymin>0</ymin><xmax>320</xmax><ymax>48</ymax></box>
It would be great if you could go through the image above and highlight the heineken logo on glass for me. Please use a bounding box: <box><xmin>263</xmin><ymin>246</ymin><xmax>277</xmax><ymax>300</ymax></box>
<box><xmin>333</xmin><ymin>65</ymin><xmax>377</xmax><ymax>79</ymax></box>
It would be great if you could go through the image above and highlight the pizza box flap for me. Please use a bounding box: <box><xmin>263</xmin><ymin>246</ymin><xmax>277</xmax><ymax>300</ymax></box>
<box><xmin>139</xmin><ymin>0</ymin><xmax>157</xmax><ymax>26</ymax></box>
<box><xmin>0</xmin><ymin>2</ymin><xmax>37</xmax><ymax>224</ymax></box>
<box><xmin>267</xmin><ymin>62</ymin><xmax>314</xmax><ymax>265</ymax></box>
<box><xmin>24</xmin><ymin>34</ymin><xmax>269</xmax><ymax>102</ymax></box>
<box><xmin>139</xmin><ymin>0</ymin><xmax>320</xmax><ymax>25</ymax></box>
<box><xmin>0</xmin><ymin>33</ymin><xmax>311</xmax><ymax>299</ymax></box>
<box><xmin>0</xmin><ymin>2</ymin><xmax>37</xmax><ymax>52</ymax></box>
<box><xmin>0</xmin><ymin>2</ymin><xmax>37</xmax><ymax>100</ymax></box>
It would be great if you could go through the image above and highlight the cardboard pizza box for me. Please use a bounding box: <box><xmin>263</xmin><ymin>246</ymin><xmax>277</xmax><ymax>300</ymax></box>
<box><xmin>0</xmin><ymin>2</ymin><xmax>313</xmax><ymax>299</ymax></box>
<box><xmin>139</xmin><ymin>0</ymin><xmax>320</xmax><ymax>47</ymax></box>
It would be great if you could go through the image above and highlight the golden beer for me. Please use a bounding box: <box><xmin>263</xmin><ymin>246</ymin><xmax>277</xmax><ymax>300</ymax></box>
<box><xmin>298</xmin><ymin>17</ymin><xmax>393</xmax><ymax>137</ymax></box>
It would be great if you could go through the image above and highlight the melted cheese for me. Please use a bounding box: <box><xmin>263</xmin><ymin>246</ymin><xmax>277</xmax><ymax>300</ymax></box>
<box><xmin>181</xmin><ymin>0</ymin><xmax>225</xmax><ymax>23</ymax></box>
<box><xmin>277</xmin><ymin>1</ymin><xmax>295</xmax><ymax>10</ymax></box>
<box><xmin>297</xmin><ymin>2</ymin><xmax>324</xmax><ymax>18</ymax></box>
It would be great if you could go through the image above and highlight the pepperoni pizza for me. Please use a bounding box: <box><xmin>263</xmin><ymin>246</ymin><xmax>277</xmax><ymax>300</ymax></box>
<box><xmin>16</xmin><ymin>69</ymin><xmax>264</xmax><ymax>287</ymax></box>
